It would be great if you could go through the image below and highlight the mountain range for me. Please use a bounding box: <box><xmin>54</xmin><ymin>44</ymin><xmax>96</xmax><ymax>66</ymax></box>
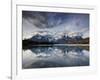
<box><xmin>23</xmin><ymin>31</ymin><xmax>89</xmax><ymax>49</ymax></box>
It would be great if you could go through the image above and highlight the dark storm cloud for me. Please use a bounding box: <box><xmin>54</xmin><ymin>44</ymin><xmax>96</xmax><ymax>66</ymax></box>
<box><xmin>22</xmin><ymin>11</ymin><xmax>72</xmax><ymax>28</ymax></box>
<box><xmin>22</xmin><ymin>11</ymin><xmax>89</xmax><ymax>39</ymax></box>
<box><xmin>22</xmin><ymin>11</ymin><xmax>47</xmax><ymax>28</ymax></box>
<box><xmin>22</xmin><ymin>11</ymin><xmax>89</xmax><ymax>29</ymax></box>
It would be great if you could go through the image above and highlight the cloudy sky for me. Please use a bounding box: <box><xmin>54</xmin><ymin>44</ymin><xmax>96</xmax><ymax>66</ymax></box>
<box><xmin>22</xmin><ymin>11</ymin><xmax>89</xmax><ymax>39</ymax></box>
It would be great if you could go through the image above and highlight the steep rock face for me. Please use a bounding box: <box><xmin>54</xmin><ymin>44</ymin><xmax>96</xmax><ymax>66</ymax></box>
<box><xmin>30</xmin><ymin>34</ymin><xmax>55</xmax><ymax>43</ymax></box>
<box><xmin>29</xmin><ymin>32</ymin><xmax>84</xmax><ymax>44</ymax></box>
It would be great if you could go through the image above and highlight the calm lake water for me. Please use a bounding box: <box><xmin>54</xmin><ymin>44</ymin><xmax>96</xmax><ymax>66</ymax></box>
<box><xmin>22</xmin><ymin>46</ymin><xmax>89</xmax><ymax>69</ymax></box>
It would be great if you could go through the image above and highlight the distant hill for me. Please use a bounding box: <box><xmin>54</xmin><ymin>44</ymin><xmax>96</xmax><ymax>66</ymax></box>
<box><xmin>65</xmin><ymin>38</ymin><xmax>89</xmax><ymax>44</ymax></box>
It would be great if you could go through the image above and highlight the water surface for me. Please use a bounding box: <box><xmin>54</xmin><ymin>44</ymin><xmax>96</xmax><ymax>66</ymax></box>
<box><xmin>22</xmin><ymin>46</ymin><xmax>89</xmax><ymax>69</ymax></box>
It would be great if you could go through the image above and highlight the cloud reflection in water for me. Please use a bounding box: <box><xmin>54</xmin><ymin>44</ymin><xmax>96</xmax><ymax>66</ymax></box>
<box><xmin>22</xmin><ymin>46</ymin><xmax>89</xmax><ymax>69</ymax></box>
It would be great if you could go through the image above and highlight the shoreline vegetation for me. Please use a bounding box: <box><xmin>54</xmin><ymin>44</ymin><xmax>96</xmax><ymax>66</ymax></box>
<box><xmin>22</xmin><ymin>39</ymin><xmax>89</xmax><ymax>50</ymax></box>
<box><xmin>22</xmin><ymin>37</ymin><xmax>89</xmax><ymax>50</ymax></box>
<box><xmin>22</xmin><ymin>37</ymin><xmax>89</xmax><ymax>44</ymax></box>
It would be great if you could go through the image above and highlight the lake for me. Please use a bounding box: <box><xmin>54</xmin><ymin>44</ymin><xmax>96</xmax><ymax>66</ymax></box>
<box><xmin>22</xmin><ymin>46</ymin><xmax>89</xmax><ymax>69</ymax></box>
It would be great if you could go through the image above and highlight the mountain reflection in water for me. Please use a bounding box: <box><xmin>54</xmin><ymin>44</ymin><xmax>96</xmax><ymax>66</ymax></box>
<box><xmin>22</xmin><ymin>46</ymin><xmax>89</xmax><ymax>69</ymax></box>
